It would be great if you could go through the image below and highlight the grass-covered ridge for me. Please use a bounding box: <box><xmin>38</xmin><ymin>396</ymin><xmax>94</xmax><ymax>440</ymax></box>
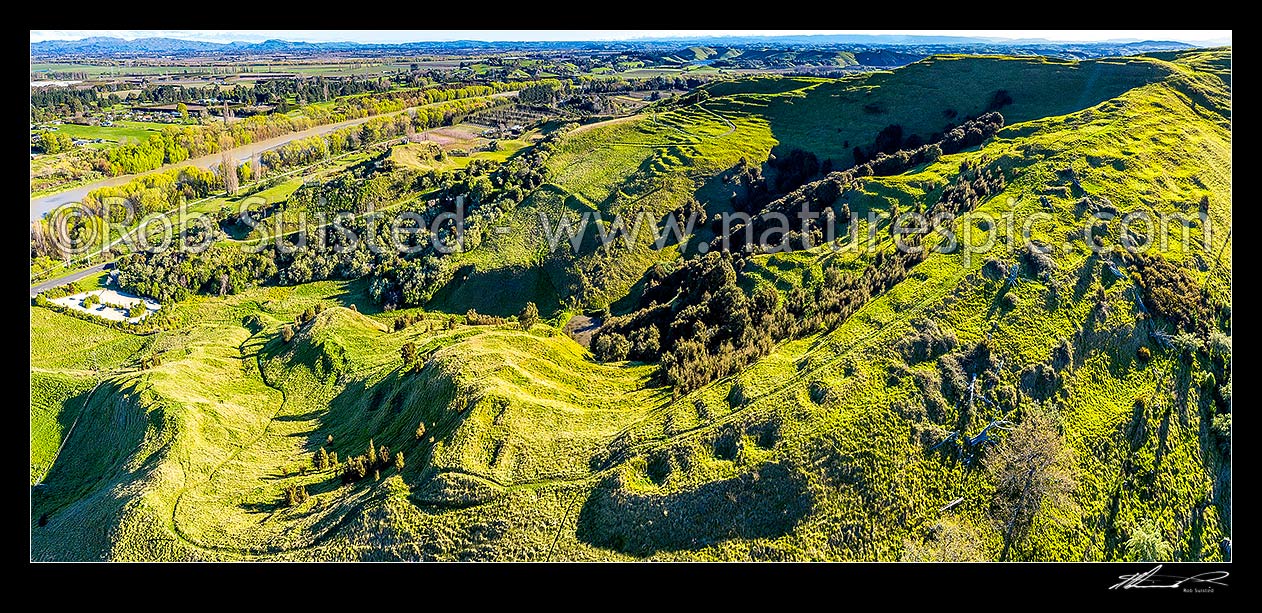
<box><xmin>31</xmin><ymin>49</ymin><xmax>1230</xmax><ymax>561</ymax></box>
<box><xmin>705</xmin><ymin>55</ymin><xmax>1176</xmax><ymax>167</ymax></box>
<box><xmin>431</xmin><ymin>53</ymin><xmax>1191</xmax><ymax>318</ymax></box>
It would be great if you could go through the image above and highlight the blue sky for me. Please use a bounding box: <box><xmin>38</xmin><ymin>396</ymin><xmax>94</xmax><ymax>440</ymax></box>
<box><xmin>30</xmin><ymin>30</ymin><xmax>1232</xmax><ymax>45</ymax></box>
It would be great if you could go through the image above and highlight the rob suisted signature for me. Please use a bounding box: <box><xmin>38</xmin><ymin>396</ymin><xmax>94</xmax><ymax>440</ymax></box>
<box><xmin>1110</xmin><ymin>565</ymin><xmax>1229</xmax><ymax>590</ymax></box>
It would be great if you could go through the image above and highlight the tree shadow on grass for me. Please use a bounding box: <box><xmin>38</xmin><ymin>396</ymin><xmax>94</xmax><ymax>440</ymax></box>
<box><xmin>427</xmin><ymin>263</ymin><xmax>561</xmax><ymax>318</ymax></box>
<box><xmin>328</xmin><ymin>277</ymin><xmax>382</xmax><ymax>316</ymax></box>
<box><xmin>575</xmin><ymin>461</ymin><xmax>812</xmax><ymax>557</ymax></box>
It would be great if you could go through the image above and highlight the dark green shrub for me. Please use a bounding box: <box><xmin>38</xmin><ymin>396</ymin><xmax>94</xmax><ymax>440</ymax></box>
<box><xmin>518</xmin><ymin>302</ymin><xmax>539</xmax><ymax>331</ymax></box>
<box><xmin>1211</xmin><ymin>413</ymin><xmax>1230</xmax><ymax>457</ymax></box>
<box><xmin>593</xmin><ymin>332</ymin><xmax>631</xmax><ymax>362</ymax></box>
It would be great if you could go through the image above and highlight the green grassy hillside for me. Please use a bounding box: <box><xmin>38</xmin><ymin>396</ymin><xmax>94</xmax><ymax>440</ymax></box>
<box><xmin>430</xmin><ymin>53</ymin><xmax>1188</xmax><ymax>318</ymax></box>
<box><xmin>433</xmin><ymin>105</ymin><xmax>777</xmax><ymax>314</ymax></box>
<box><xmin>31</xmin><ymin>49</ymin><xmax>1230</xmax><ymax>561</ymax></box>
<box><xmin>708</xmin><ymin>55</ymin><xmax>1175</xmax><ymax>167</ymax></box>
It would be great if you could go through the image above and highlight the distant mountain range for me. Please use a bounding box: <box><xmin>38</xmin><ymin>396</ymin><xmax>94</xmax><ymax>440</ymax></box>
<box><xmin>29</xmin><ymin>35</ymin><xmax>1204</xmax><ymax>59</ymax></box>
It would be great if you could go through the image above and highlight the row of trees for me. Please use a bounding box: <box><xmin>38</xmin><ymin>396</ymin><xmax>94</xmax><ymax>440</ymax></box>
<box><xmin>246</xmin><ymin>76</ymin><xmax>391</xmax><ymax>107</ymax></box>
<box><xmin>31</xmin><ymin>76</ymin><xmax>395</xmax><ymax>116</ymax></box>
<box><xmin>852</xmin><ymin>111</ymin><xmax>1006</xmax><ymax>165</ymax></box>
<box><xmin>55</xmin><ymin>91</ymin><xmax>515</xmax><ymax>250</ymax></box>
<box><xmin>79</xmin><ymin>164</ymin><xmax>221</xmax><ymax>223</ymax></box>
<box><xmin>63</xmin><ymin>82</ymin><xmax>521</xmax><ymax>183</ymax></box>
<box><xmin>716</xmin><ymin>114</ymin><xmax>1005</xmax><ymax>253</ymax></box>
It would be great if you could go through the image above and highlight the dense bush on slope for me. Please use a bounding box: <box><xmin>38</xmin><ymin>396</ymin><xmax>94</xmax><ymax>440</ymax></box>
<box><xmin>596</xmin><ymin>157</ymin><xmax>1005</xmax><ymax>393</ymax></box>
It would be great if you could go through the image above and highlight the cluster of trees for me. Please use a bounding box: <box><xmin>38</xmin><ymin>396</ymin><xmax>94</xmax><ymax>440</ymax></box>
<box><xmin>36</xmin><ymin>283</ymin><xmax>78</xmax><ymax>299</ymax></box>
<box><xmin>466</xmin><ymin>309</ymin><xmax>508</xmax><ymax>326</ymax></box>
<box><xmin>282</xmin><ymin>483</ymin><xmax>310</xmax><ymax>507</ymax></box>
<box><xmin>305</xmin><ymin>87</ymin><xmax>514</xmax><ymax>133</ymax></box>
<box><xmin>401</xmin><ymin>342</ymin><xmax>420</xmax><ymax>369</ymax></box>
<box><xmin>726</xmin><ymin>146</ymin><xmax>999</xmax><ymax>256</ymax></box>
<box><xmin>393</xmin><ymin>311</ymin><xmax>446</xmax><ymax>332</ymax></box>
<box><xmin>728</xmin><ymin>147</ymin><xmax>835</xmax><ymax>218</ymax></box>
<box><xmin>587</xmin><ymin>74</ymin><xmax>707</xmax><ymax>92</ymax></box>
<box><xmin>247</xmin><ymin>76</ymin><xmax>392</xmax><ymax>107</ymax></box>
<box><xmin>30</xmin><ymin>86</ymin><xmax>100</xmax><ymax>116</ymax></box>
<box><xmin>287</xmin><ymin>161</ymin><xmax>428</xmax><ymax>214</ymax></box>
<box><xmin>716</xmin><ymin>114</ymin><xmax>1005</xmax><ymax>254</ymax></box>
<box><xmin>298</xmin><ymin>304</ymin><xmax>323</xmax><ymax>325</ymax></box>
<box><xmin>116</xmin><ymin>241</ymin><xmax>278</xmax><ymax>303</ymax></box>
<box><xmin>80</xmin><ymin>165</ymin><xmax>220</xmax><ymax>222</ymax></box>
<box><xmin>33</xmin><ymin>130</ymin><xmax>74</xmax><ymax>154</ymax></box>
<box><xmin>104</xmin><ymin>133</ymin><xmax>183</xmax><ymax>174</ymax></box>
<box><xmin>113</xmin><ymin>125</ymin><xmax>573</xmax><ymax>313</ymax></box>
<box><xmin>278</xmin><ymin>305</ymin><xmax>323</xmax><ymax>344</ymax></box>
<box><xmin>784</xmin><ymin>244</ymin><xmax>927</xmax><ymax>337</ymax></box>
<box><xmin>258</xmin><ymin>135</ymin><xmax>330</xmax><ymax>170</ymax></box>
<box><xmin>313</xmin><ymin>445</ymin><xmax>338</xmax><ymax>471</ymax></box>
<box><xmin>1125</xmin><ymin>251</ymin><xmax>1214</xmax><ymax>336</ymax></box>
<box><xmin>518</xmin><ymin>80</ymin><xmax>567</xmax><ymax>105</ymax></box>
<box><xmin>930</xmin><ymin>158</ymin><xmax>1008</xmax><ymax>216</ymax></box>
<box><xmin>727</xmin><ymin>147</ymin><xmax>833</xmax><ymax>216</ymax></box>
<box><xmin>368</xmin><ymin>255</ymin><xmax>456</xmax><ymax>310</ymax></box>
<box><xmin>595</xmin><ymin>253</ymin><xmax>779</xmax><ymax>392</ymax></box>
<box><xmin>340</xmin><ymin>438</ymin><xmax>402</xmax><ymax>484</ymax></box>
<box><xmin>497</xmin><ymin>76</ymin><xmax>694</xmax><ymax>107</ymax></box>
<box><xmin>32</xmin><ymin>77</ymin><xmax>395</xmax><ymax>118</ymax></box>
<box><xmin>938</xmin><ymin>112</ymin><xmax>1007</xmax><ymax>154</ymax></box>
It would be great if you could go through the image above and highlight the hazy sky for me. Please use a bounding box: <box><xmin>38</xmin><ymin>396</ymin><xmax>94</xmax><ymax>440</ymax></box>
<box><xmin>30</xmin><ymin>30</ymin><xmax>1232</xmax><ymax>45</ymax></box>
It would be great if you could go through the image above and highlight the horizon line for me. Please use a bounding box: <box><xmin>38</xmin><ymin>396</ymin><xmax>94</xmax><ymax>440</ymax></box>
<box><xmin>30</xmin><ymin>31</ymin><xmax>1232</xmax><ymax>47</ymax></box>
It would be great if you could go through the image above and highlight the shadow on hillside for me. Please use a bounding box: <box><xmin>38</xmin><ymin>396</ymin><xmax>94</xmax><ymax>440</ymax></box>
<box><xmin>575</xmin><ymin>461</ymin><xmax>812</xmax><ymax>557</ymax></box>
<box><xmin>328</xmin><ymin>277</ymin><xmax>383</xmax><ymax>316</ymax></box>
<box><xmin>32</xmin><ymin>381</ymin><xmax>151</xmax><ymax>530</ymax></box>
<box><xmin>763</xmin><ymin>57</ymin><xmax>1171</xmax><ymax>165</ymax></box>
<box><xmin>428</xmin><ymin>263</ymin><xmax>562</xmax><ymax>318</ymax></box>
<box><xmin>297</xmin><ymin>360</ymin><xmax>479</xmax><ymax>500</ymax></box>
<box><xmin>1073</xmin><ymin>253</ymin><xmax>1100</xmax><ymax>300</ymax></box>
